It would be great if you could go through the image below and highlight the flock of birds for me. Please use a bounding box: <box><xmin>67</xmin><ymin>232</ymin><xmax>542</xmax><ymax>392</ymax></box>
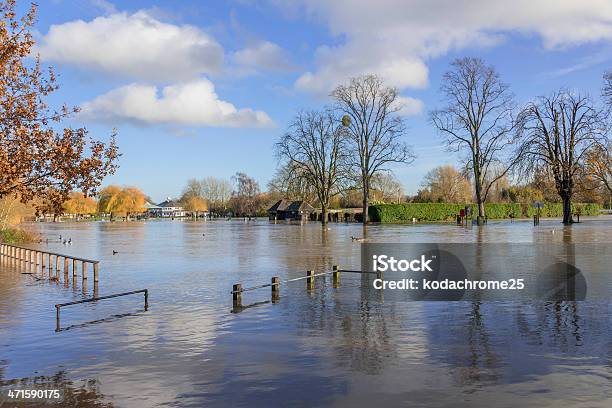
<box><xmin>40</xmin><ymin>234</ymin><xmax>123</xmax><ymax>255</ymax></box>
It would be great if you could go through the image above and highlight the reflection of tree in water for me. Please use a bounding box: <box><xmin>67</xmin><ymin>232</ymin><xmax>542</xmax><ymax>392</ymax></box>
<box><xmin>335</xmin><ymin>300</ymin><xmax>396</xmax><ymax>374</ymax></box>
<box><xmin>0</xmin><ymin>370</ymin><xmax>112</xmax><ymax>407</ymax></box>
<box><xmin>292</xmin><ymin>290</ymin><xmax>399</xmax><ymax>375</ymax></box>
<box><xmin>460</xmin><ymin>302</ymin><xmax>500</xmax><ymax>387</ymax></box>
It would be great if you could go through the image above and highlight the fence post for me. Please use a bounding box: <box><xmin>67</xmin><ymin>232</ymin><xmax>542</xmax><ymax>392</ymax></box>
<box><xmin>64</xmin><ymin>257</ymin><xmax>69</xmax><ymax>275</ymax></box>
<box><xmin>306</xmin><ymin>270</ymin><xmax>315</xmax><ymax>289</ymax></box>
<box><xmin>55</xmin><ymin>256</ymin><xmax>60</xmax><ymax>280</ymax></box>
<box><xmin>144</xmin><ymin>289</ymin><xmax>149</xmax><ymax>309</ymax></box>
<box><xmin>42</xmin><ymin>252</ymin><xmax>46</xmax><ymax>270</ymax></box>
<box><xmin>271</xmin><ymin>277</ymin><xmax>280</xmax><ymax>301</ymax></box>
<box><xmin>73</xmin><ymin>259</ymin><xmax>78</xmax><ymax>281</ymax></box>
<box><xmin>233</xmin><ymin>284</ymin><xmax>242</xmax><ymax>308</ymax></box>
<box><xmin>55</xmin><ymin>305</ymin><xmax>61</xmax><ymax>332</ymax></box>
<box><xmin>332</xmin><ymin>265</ymin><xmax>340</xmax><ymax>286</ymax></box>
<box><xmin>82</xmin><ymin>261</ymin><xmax>87</xmax><ymax>282</ymax></box>
<box><xmin>93</xmin><ymin>262</ymin><xmax>99</xmax><ymax>282</ymax></box>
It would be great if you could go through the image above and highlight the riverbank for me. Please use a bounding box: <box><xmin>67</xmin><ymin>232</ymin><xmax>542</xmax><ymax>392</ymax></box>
<box><xmin>0</xmin><ymin>227</ymin><xmax>37</xmax><ymax>244</ymax></box>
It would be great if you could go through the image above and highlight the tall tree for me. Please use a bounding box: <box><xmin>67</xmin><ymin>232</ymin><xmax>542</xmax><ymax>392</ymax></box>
<box><xmin>584</xmin><ymin>140</ymin><xmax>612</xmax><ymax>207</ymax></box>
<box><xmin>268</xmin><ymin>162</ymin><xmax>317</xmax><ymax>203</ymax></box>
<box><xmin>430</xmin><ymin>57</ymin><xmax>519</xmax><ymax>223</ymax></box>
<box><xmin>276</xmin><ymin>109</ymin><xmax>347</xmax><ymax>225</ymax></box>
<box><xmin>604</xmin><ymin>71</ymin><xmax>611</xmax><ymax>108</ymax></box>
<box><xmin>0</xmin><ymin>1</ymin><xmax>119</xmax><ymax>208</ymax></box>
<box><xmin>332</xmin><ymin>74</ymin><xmax>414</xmax><ymax>224</ymax></box>
<box><xmin>231</xmin><ymin>172</ymin><xmax>260</xmax><ymax>217</ymax></box>
<box><xmin>97</xmin><ymin>186</ymin><xmax>145</xmax><ymax>221</ymax></box>
<box><xmin>200</xmin><ymin>177</ymin><xmax>232</xmax><ymax>212</ymax></box>
<box><xmin>517</xmin><ymin>91</ymin><xmax>606</xmax><ymax>224</ymax></box>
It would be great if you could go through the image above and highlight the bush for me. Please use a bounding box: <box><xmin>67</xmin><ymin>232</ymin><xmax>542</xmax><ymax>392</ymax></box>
<box><xmin>0</xmin><ymin>227</ymin><xmax>37</xmax><ymax>244</ymax></box>
<box><xmin>369</xmin><ymin>202</ymin><xmax>601</xmax><ymax>223</ymax></box>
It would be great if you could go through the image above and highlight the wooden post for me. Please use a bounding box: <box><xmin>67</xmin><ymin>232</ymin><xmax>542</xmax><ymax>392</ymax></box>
<box><xmin>42</xmin><ymin>252</ymin><xmax>46</xmax><ymax>270</ymax></box>
<box><xmin>93</xmin><ymin>262</ymin><xmax>99</xmax><ymax>282</ymax></box>
<box><xmin>232</xmin><ymin>284</ymin><xmax>242</xmax><ymax>308</ymax></box>
<box><xmin>332</xmin><ymin>265</ymin><xmax>340</xmax><ymax>286</ymax></box>
<box><xmin>82</xmin><ymin>261</ymin><xmax>87</xmax><ymax>281</ymax></box>
<box><xmin>48</xmin><ymin>254</ymin><xmax>54</xmax><ymax>273</ymax></box>
<box><xmin>64</xmin><ymin>257</ymin><xmax>69</xmax><ymax>275</ymax></box>
<box><xmin>144</xmin><ymin>289</ymin><xmax>149</xmax><ymax>309</ymax></box>
<box><xmin>306</xmin><ymin>270</ymin><xmax>315</xmax><ymax>289</ymax></box>
<box><xmin>271</xmin><ymin>277</ymin><xmax>280</xmax><ymax>302</ymax></box>
<box><xmin>55</xmin><ymin>305</ymin><xmax>60</xmax><ymax>332</ymax></box>
<box><xmin>55</xmin><ymin>256</ymin><xmax>60</xmax><ymax>279</ymax></box>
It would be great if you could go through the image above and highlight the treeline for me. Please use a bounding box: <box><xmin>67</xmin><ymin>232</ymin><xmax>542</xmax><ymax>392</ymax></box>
<box><xmin>272</xmin><ymin>60</ymin><xmax>611</xmax><ymax>225</ymax></box>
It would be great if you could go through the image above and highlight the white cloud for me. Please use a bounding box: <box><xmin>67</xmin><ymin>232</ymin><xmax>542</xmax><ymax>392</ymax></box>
<box><xmin>37</xmin><ymin>10</ymin><xmax>223</xmax><ymax>80</ymax></box>
<box><xmin>286</xmin><ymin>0</ymin><xmax>612</xmax><ymax>93</ymax></box>
<box><xmin>232</xmin><ymin>41</ymin><xmax>293</xmax><ymax>73</ymax></box>
<box><xmin>80</xmin><ymin>79</ymin><xmax>273</xmax><ymax>128</ymax></box>
<box><xmin>394</xmin><ymin>96</ymin><xmax>424</xmax><ymax>116</ymax></box>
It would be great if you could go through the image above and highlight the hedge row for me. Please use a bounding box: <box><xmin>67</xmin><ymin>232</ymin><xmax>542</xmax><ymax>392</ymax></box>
<box><xmin>369</xmin><ymin>202</ymin><xmax>601</xmax><ymax>223</ymax></box>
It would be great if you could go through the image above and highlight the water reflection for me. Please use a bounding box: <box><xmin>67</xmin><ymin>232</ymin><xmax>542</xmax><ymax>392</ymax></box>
<box><xmin>0</xmin><ymin>218</ymin><xmax>610</xmax><ymax>406</ymax></box>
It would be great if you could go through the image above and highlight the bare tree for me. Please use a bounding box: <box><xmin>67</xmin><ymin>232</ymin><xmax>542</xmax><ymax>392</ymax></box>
<box><xmin>268</xmin><ymin>162</ymin><xmax>317</xmax><ymax>203</ymax></box>
<box><xmin>332</xmin><ymin>74</ymin><xmax>414</xmax><ymax>224</ymax></box>
<box><xmin>201</xmin><ymin>177</ymin><xmax>232</xmax><ymax>212</ymax></box>
<box><xmin>182</xmin><ymin>178</ymin><xmax>203</xmax><ymax>199</ymax></box>
<box><xmin>517</xmin><ymin>91</ymin><xmax>606</xmax><ymax>224</ymax></box>
<box><xmin>604</xmin><ymin>71</ymin><xmax>611</xmax><ymax>108</ymax></box>
<box><xmin>231</xmin><ymin>172</ymin><xmax>260</xmax><ymax>217</ymax></box>
<box><xmin>584</xmin><ymin>140</ymin><xmax>612</xmax><ymax>207</ymax></box>
<box><xmin>419</xmin><ymin>165</ymin><xmax>473</xmax><ymax>203</ymax></box>
<box><xmin>430</xmin><ymin>57</ymin><xmax>519</xmax><ymax>223</ymax></box>
<box><xmin>371</xmin><ymin>172</ymin><xmax>404</xmax><ymax>203</ymax></box>
<box><xmin>276</xmin><ymin>109</ymin><xmax>348</xmax><ymax>225</ymax></box>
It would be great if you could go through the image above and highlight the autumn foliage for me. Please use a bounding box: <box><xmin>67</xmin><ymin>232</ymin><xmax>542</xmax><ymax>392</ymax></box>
<box><xmin>0</xmin><ymin>1</ymin><xmax>119</xmax><ymax>211</ymax></box>
<box><xmin>97</xmin><ymin>185</ymin><xmax>146</xmax><ymax>219</ymax></box>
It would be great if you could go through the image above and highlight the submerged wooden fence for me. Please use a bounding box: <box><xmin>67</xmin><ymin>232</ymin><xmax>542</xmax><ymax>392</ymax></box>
<box><xmin>0</xmin><ymin>243</ymin><xmax>99</xmax><ymax>283</ymax></box>
<box><xmin>231</xmin><ymin>265</ymin><xmax>378</xmax><ymax>310</ymax></box>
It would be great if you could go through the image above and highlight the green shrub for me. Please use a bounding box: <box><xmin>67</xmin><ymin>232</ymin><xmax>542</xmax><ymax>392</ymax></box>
<box><xmin>0</xmin><ymin>227</ymin><xmax>37</xmax><ymax>244</ymax></box>
<box><xmin>369</xmin><ymin>202</ymin><xmax>601</xmax><ymax>223</ymax></box>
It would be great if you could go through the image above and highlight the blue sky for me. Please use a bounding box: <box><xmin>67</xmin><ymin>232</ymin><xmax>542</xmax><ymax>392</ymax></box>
<box><xmin>24</xmin><ymin>0</ymin><xmax>612</xmax><ymax>202</ymax></box>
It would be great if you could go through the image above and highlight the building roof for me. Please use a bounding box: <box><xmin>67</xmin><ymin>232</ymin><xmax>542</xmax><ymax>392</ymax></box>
<box><xmin>286</xmin><ymin>201</ymin><xmax>314</xmax><ymax>212</ymax></box>
<box><xmin>157</xmin><ymin>199</ymin><xmax>182</xmax><ymax>208</ymax></box>
<box><xmin>144</xmin><ymin>201</ymin><xmax>161</xmax><ymax>209</ymax></box>
<box><xmin>268</xmin><ymin>200</ymin><xmax>314</xmax><ymax>213</ymax></box>
<box><xmin>268</xmin><ymin>199</ymin><xmax>291</xmax><ymax>213</ymax></box>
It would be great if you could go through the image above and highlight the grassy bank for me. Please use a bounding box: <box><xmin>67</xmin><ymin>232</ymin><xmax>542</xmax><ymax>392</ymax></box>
<box><xmin>0</xmin><ymin>227</ymin><xmax>37</xmax><ymax>244</ymax></box>
<box><xmin>369</xmin><ymin>203</ymin><xmax>602</xmax><ymax>223</ymax></box>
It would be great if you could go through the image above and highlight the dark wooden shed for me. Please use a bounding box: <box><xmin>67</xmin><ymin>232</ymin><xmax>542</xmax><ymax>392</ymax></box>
<box><xmin>268</xmin><ymin>200</ymin><xmax>314</xmax><ymax>222</ymax></box>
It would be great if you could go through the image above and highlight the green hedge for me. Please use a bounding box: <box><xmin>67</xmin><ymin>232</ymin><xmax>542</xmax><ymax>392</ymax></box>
<box><xmin>369</xmin><ymin>202</ymin><xmax>601</xmax><ymax>223</ymax></box>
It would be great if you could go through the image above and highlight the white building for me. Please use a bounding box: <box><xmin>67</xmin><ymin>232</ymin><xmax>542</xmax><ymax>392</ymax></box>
<box><xmin>146</xmin><ymin>198</ymin><xmax>186</xmax><ymax>218</ymax></box>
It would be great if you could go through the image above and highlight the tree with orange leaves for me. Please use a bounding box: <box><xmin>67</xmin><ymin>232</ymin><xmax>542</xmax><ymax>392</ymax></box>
<box><xmin>0</xmin><ymin>1</ymin><xmax>119</xmax><ymax>212</ymax></box>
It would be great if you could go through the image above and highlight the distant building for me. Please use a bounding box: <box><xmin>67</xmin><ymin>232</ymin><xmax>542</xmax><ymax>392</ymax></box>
<box><xmin>146</xmin><ymin>197</ymin><xmax>186</xmax><ymax>218</ymax></box>
<box><xmin>268</xmin><ymin>200</ymin><xmax>314</xmax><ymax>222</ymax></box>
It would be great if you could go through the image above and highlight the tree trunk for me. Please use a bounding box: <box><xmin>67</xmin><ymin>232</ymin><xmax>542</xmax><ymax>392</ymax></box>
<box><xmin>321</xmin><ymin>204</ymin><xmax>327</xmax><ymax>226</ymax></box>
<box><xmin>562</xmin><ymin>194</ymin><xmax>573</xmax><ymax>225</ymax></box>
<box><xmin>362</xmin><ymin>183</ymin><xmax>369</xmax><ymax>225</ymax></box>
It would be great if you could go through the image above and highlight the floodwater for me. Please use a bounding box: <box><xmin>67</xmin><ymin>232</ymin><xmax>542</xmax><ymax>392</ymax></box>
<box><xmin>1</xmin><ymin>218</ymin><xmax>611</xmax><ymax>407</ymax></box>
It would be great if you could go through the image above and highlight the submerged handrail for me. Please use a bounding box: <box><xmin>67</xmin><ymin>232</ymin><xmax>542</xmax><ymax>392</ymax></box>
<box><xmin>55</xmin><ymin>289</ymin><xmax>148</xmax><ymax>331</ymax></box>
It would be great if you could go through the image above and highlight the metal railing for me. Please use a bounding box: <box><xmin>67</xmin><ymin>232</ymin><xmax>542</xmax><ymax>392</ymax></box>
<box><xmin>55</xmin><ymin>289</ymin><xmax>148</xmax><ymax>331</ymax></box>
<box><xmin>231</xmin><ymin>266</ymin><xmax>378</xmax><ymax>310</ymax></box>
<box><xmin>0</xmin><ymin>242</ymin><xmax>100</xmax><ymax>283</ymax></box>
